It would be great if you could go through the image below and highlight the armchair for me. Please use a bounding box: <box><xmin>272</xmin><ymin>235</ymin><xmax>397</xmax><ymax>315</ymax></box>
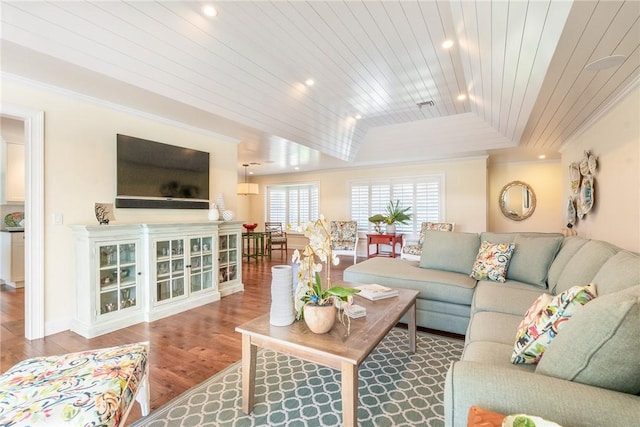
<box><xmin>330</xmin><ymin>220</ymin><xmax>359</xmax><ymax>264</ymax></box>
<box><xmin>400</xmin><ymin>221</ymin><xmax>454</xmax><ymax>261</ymax></box>
<box><xmin>265</xmin><ymin>222</ymin><xmax>287</xmax><ymax>257</ymax></box>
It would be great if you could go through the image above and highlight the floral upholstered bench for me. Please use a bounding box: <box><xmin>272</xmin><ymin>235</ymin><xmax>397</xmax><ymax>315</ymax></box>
<box><xmin>0</xmin><ymin>342</ymin><xmax>150</xmax><ymax>426</ymax></box>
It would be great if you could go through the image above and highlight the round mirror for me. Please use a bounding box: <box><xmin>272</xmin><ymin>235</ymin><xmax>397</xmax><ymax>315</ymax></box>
<box><xmin>499</xmin><ymin>181</ymin><xmax>536</xmax><ymax>221</ymax></box>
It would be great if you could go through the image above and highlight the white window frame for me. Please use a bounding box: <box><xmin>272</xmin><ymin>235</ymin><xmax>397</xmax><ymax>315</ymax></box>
<box><xmin>265</xmin><ymin>183</ymin><xmax>319</xmax><ymax>229</ymax></box>
<box><xmin>349</xmin><ymin>174</ymin><xmax>445</xmax><ymax>235</ymax></box>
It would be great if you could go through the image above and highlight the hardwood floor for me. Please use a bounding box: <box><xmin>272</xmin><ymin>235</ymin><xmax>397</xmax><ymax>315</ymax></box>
<box><xmin>0</xmin><ymin>252</ymin><xmax>461</xmax><ymax>425</ymax></box>
<box><xmin>0</xmin><ymin>252</ymin><xmax>356</xmax><ymax>424</ymax></box>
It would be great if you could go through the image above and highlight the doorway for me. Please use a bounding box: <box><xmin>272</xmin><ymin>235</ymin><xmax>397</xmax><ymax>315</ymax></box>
<box><xmin>1</xmin><ymin>106</ymin><xmax>44</xmax><ymax>339</ymax></box>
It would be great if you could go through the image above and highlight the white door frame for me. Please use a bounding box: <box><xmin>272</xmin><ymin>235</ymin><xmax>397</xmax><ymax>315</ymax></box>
<box><xmin>1</xmin><ymin>105</ymin><xmax>45</xmax><ymax>339</ymax></box>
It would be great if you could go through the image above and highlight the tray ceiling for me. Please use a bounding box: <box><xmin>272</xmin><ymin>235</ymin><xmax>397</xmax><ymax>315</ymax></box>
<box><xmin>1</xmin><ymin>1</ymin><xmax>638</xmax><ymax>174</ymax></box>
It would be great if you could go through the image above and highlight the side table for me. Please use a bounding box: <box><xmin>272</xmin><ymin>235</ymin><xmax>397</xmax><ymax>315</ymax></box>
<box><xmin>242</xmin><ymin>232</ymin><xmax>271</xmax><ymax>262</ymax></box>
<box><xmin>366</xmin><ymin>233</ymin><xmax>403</xmax><ymax>258</ymax></box>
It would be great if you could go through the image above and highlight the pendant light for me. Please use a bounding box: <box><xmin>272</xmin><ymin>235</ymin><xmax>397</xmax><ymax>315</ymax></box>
<box><xmin>237</xmin><ymin>163</ymin><xmax>259</xmax><ymax>195</ymax></box>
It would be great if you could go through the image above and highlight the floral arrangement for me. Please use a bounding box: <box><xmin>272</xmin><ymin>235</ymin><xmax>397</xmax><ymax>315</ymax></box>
<box><xmin>292</xmin><ymin>215</ymin><xmax>360</xmax><ymax>324</ymax></box>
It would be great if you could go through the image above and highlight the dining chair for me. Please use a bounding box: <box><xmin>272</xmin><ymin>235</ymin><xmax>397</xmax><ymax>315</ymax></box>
<box><xmin>265</xmin><ymin>222</ymin><xmax>287</xmax><ymax>257</ymax></box>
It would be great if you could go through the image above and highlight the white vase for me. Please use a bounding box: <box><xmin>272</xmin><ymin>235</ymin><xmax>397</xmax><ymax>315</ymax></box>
<box><xmin>216</xmin><ymin>193</ymin><xmax>226</xmax><ymax>211</ymax></box>
<box><xmin>222</xmin><ymin>210</ymin><xmax>234</xmax><ymax>221</ymax></box>
<box><xmin>270</xmin><ymin>265</ymin><xmax>295</xmax><ymax>326</ymax></box>
<box><xmin>386</xmin><ymin>224</ymin><xmax>396</xmax><ymax>235</ymax></box>
<box><xmin>208</xmin><ymin>208</ymin><xmax>220</xmax><ymax>221</ymax></box>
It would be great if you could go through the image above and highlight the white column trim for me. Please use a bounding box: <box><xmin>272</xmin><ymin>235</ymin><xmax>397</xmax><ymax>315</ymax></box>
<box><xmin>1</xmin><ymin>105</ymin><xmax>45</xmax><ymax>340</ymax></box>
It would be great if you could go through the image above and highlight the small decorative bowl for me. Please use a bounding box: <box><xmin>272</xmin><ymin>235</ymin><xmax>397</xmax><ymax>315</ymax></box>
<box><xmin>243</xmin><ymin>223</ymin><xmax>258</xmax><ymax>231</ymax></box>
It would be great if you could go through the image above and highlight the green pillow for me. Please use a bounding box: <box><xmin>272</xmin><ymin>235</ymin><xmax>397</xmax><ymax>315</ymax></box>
<box><xmin>420</xmin><ymin>231</ymin><xmax>480</xmax><ymax>275</ymax></box>
<box><xmin>536</xmin><ymin>285</ymin><xmax>640</xmax><ymax>394</ymax></box>
<box><xmin>506</xmin><ymin>235</ymin><xmax>563</xmax><ymax>288</ymax></box>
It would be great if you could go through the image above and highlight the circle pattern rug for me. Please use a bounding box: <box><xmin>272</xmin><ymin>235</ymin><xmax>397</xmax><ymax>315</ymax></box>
<box><xmin>132</xmin><ymin>329</ymin><xmax>463</xmax><ymax>427</ymax></box>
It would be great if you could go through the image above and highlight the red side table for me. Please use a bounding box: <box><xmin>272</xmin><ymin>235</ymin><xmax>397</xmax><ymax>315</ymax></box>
<box><xmin>366</xmin><ymin>234</ymin><xmax>403</xmax><ymax>258</ymax></box>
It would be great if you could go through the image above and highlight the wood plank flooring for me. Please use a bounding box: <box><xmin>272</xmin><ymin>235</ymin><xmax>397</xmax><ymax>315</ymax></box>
<box><xmin>0</xmin><ymin>252</ymin><xmax>461</xmax><ymax>425</ymax></box>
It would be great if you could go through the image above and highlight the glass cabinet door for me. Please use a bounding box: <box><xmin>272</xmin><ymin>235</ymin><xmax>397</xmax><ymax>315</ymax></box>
<box><xmin>219</xmin><ymin>233</ymin><xmax>238</xmax><ymax>284</ymax></box>
<box><xmin>155</xmin><ymin>239</ymin><xmax>185</xmax><ymax>303</ymax></box>
<box><xmin>98</xmin><ymin>241</ymin><xmax>138</xmax><ymax>315</ymax></box>
<box><xmin>189</xmin><ymin>236</ymin><xmax>213</xmax><ymax>292</ymax></box>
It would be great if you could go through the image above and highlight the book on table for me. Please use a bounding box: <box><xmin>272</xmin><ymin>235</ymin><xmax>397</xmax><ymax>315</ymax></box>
<box><xmin>355</xmin><ymin>284</ymin><xmax>399</xmax><ymax>301</ymax></box>
<box><xmin>345</xmin><ymin>304</ymin><xmax>366</xmax><ymax>319</ymax></box>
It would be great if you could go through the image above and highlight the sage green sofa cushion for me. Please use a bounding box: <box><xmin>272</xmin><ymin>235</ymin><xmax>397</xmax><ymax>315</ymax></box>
<box><xmin>507</xmin><ymin>235</ymin><xmax>563</xmax><ymax>288</ymax></box>
<box><xmin>547</xmin><ymin>237</ymin><xmax>589</xmax><ymax>292</ymax></box>
<box><xmin>591</xmin><ymin>251</ymin><xmax>640</xmax><ymax>295</ymax></box>
<box><xmin>477</xmin><ymin>233</ymin><xmax>562</xmax><ymax>288</ymax></box>
<box><xmin>552</xmin><ymin>240</ymin><xmax>618</xmax><ymax>294</ymax></box>
<box><xmin>536</xmin><ymin>285</ymin><xmax>640</xmax><ymax>394</ymax></box>
<box><xmin>420</xmin><ymin>231</ymin><xmax>480</xmax><ymax>275</ymax></box>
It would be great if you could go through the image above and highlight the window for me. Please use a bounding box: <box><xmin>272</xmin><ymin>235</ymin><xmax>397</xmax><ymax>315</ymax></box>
<box><xmin>350</xmin><ymin>175</ymin><xmax>444</xmax><ymax>234</ymax></box>
<box><xmin>266</xmin><ymin>183</ymin><xmax>319</xmax><ymax>229</ymax></box>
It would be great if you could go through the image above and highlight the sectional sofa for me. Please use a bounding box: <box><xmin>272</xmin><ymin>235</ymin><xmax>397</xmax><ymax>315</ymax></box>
<box><xmin>343</xmin><ymin>231</ymin><xmax>640</xmax><ymax>426</ymax></box>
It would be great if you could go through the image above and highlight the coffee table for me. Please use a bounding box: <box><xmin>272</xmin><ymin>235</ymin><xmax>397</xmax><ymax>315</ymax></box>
<box><xmin>235</xmin><ymin>282</ymin><xmax>419</xmax><ymax>427</ymax></box>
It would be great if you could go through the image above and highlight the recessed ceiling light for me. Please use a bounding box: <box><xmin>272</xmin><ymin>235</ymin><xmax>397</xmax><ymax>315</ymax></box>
<box><xmin>585</xmin><ymin>54</ymin><xmax>626</xmax><ymax>71</ymax></box>
<box><xmin>294</xmin><ymin>166</ymin><xmax>300</xmax><ymax>170</ymax></box>
<box><xmin>202</xmin><ymin>5</ymin><xmax>218</xmax><ymax>17</ymax></box>
<box><xmin>457</xmin><ymin>94</ymin><xmax>466</xmax><ymax>101</ymax></box>
<box><xmin>305</xmin><ymin>79</ymin><xmax>315</xmax><ymax>87</ymax></box>
<box><xmin>538</xmin><ymin>154</ymin><xmax>546</xmax><ymax>160</ymax></box>
<box><xmin>355</xmin><ymin>113</ymin><xmax>362</xmax><ymax>120</ymax></box>
<box><xmin>442</xmin><ymin>40</ymin><xmax>454</xmax><ymax>49</ymax></box>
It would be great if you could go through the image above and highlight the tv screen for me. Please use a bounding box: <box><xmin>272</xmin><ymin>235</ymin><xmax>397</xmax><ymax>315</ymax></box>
<box><xmin>116</xmin><ymin>134</ymin><xmax>210</xmax><ymax>209</ymax></box>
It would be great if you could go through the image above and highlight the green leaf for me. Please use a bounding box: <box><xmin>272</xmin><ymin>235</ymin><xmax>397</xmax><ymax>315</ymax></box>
<box><xmin>313</xmin><ymin>271</ymin><xmax>323</xmax><ymax>296</ymax></box>
<box><xmin>512</xmin><ymin>416</ymin><xmax>536</xmax><ymax>427</ymax></box>
<box><xmin>326</xmin><ymin>286</ymin><xmax>360</xmax><ymax>299</ymax></box>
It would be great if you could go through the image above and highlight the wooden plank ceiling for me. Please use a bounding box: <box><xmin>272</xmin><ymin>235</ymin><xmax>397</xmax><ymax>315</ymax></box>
<box><xmin>1</xmin><ymin>1</ymin><xmax>638</xmax><ymax>174</ymax></box>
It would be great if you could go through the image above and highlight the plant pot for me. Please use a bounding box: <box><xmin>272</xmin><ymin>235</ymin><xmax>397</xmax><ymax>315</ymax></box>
<box><xmin>303</xmin><ymin>304</ymin><xmax>336</xmax><ymax>334</ymax></box>
<box><xmin>386</xmin><ymin>224</ymin><xmax>396</xmax><ymax>235</ymax></box>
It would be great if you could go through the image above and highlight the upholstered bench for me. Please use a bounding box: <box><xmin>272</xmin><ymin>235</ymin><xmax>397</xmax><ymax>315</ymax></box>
<box><xmin>0</xmin><ymin>342</ymin><xmax>150</xmax><ymax>426</ymax></box>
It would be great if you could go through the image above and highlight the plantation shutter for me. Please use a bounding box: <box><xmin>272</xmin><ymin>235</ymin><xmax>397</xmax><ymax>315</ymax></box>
<box><xmin>266</xmin><ymin>184</ymin><xmax>319</xmax><ymax>228</ymax></box>
<box><xmin>349</xmin><ymin>175</ymin><xmax>444</xmax><ymax>234</ymax></box>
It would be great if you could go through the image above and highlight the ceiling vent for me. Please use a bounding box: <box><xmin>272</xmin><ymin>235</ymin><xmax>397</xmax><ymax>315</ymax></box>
<box><xmin>417</xmin><ymin>100</ymin><xmax>435</xmax><ymax>109</ymax></box>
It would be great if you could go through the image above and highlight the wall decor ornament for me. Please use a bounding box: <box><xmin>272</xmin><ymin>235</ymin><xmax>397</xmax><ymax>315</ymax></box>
<box><xmin>567</xmin><ymin>150</ymin><xmax>597</xmax><ymax>228</ymax></box>
<box><xmin>94</xmin><ymin>203</ymin><xmax>115</xmax><ymax>225</ymax></box>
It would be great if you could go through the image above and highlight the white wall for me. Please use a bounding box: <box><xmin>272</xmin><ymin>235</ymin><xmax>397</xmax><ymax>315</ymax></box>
<box><xmin>248</xmin><ymin>157</ymin><xmax>489</xmax><ymax>254</ymax></box>
<box><xmin>2</xmin><ymin>79</ymin><xmax>239</xmax><ymax>334</ymax></box>
<box><xmin>560</xmin><ymin>85</ymin><xmax>640</xmax><ymax>252</ymax></box>
<box><xmin>489</xmin><ymin>161</ymin><xmax>563</xmax><ymax>232</ymax></box>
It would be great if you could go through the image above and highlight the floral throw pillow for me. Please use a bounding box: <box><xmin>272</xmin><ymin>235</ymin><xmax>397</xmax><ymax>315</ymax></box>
<box><xmin>470</xmin><ymin>241</ymin><xmax>515</xmax><ymax>282</ymax></box>
<box><xmin>511</xmin><ymin>284</ymin><xmax>597</xmax><ymax>364</ymax></box>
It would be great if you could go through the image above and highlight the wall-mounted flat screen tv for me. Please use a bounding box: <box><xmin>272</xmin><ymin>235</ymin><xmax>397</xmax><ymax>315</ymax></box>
<box><xmin>116</xmin><ymin>134</ymin><xmax>210</xmax><ymax>209</ymax></box>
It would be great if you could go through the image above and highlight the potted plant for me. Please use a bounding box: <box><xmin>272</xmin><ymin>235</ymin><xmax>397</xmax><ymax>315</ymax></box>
<box><xmin>292</xmin><ymin>215</ymin><xmax>360</xmax><ymax>334</ymax></box>
<box><xmin>368</xmin><ymin>200</ymin><xmax>412</xmax><ymax>234</ymax></box>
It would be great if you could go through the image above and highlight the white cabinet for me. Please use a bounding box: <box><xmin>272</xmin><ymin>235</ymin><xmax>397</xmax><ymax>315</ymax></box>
<box><xmin>152</xmin><ymin>235</ymin><xmax>215</xmax><ymax>303</ymax></box>
<box><xmin>71</xmin><ymin>222</ymin><xmax>243</xmax><ymax>337</ymax></box>
<box><xmin>70</xmin><ymin>225</ymin><xmax>144</xmax><ymax>338</ymax></box>
<box><xmin>0</xmin><ymin>231</ymin><xmax>25</xmax><ymax>288</ymax></box>
<box><xmin>154</xmin><ymin>238</ymin><xmax>187</xmax><ymax>303</ymax></box>
<box><xmin>188</xmin><ymin>236</ymin><xmax>215</xmax><ymax>293</ymax></box>
<box><xmin>144</xmin><ymin>223</ymin><xmax>222</xmax><ymax>322</ymax></box>
<box><xmin>1</xmin><ymin>140</ymin><xmax>25</xmax><ymax>203</ymax></box>
<box><xmin>97</xmin><ymin>241</ymin><xmax>139</xmax><ymax>315</ymax></box>
<box><xmin>218</xmin><ymin>223</ymin><xmax>243</xmax><ymax>296</ymax></box>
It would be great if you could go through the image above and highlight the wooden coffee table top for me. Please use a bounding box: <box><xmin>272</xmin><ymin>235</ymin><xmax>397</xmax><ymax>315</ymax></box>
<box><xmin>235</xmin><ymin>281</ymin><xmax>419</xmax><ymax>368</ymax></box>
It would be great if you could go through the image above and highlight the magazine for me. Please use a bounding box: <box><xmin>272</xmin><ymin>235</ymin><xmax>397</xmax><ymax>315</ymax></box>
<box><xmin>355</xmin><ymin>284</ymin><xmax>399</xmax><ymax>301</ymax></box>
<box><xmin>345</xmin><ymin>304</ymin><xmax>366</xmax><ymax>319</ymax></box>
